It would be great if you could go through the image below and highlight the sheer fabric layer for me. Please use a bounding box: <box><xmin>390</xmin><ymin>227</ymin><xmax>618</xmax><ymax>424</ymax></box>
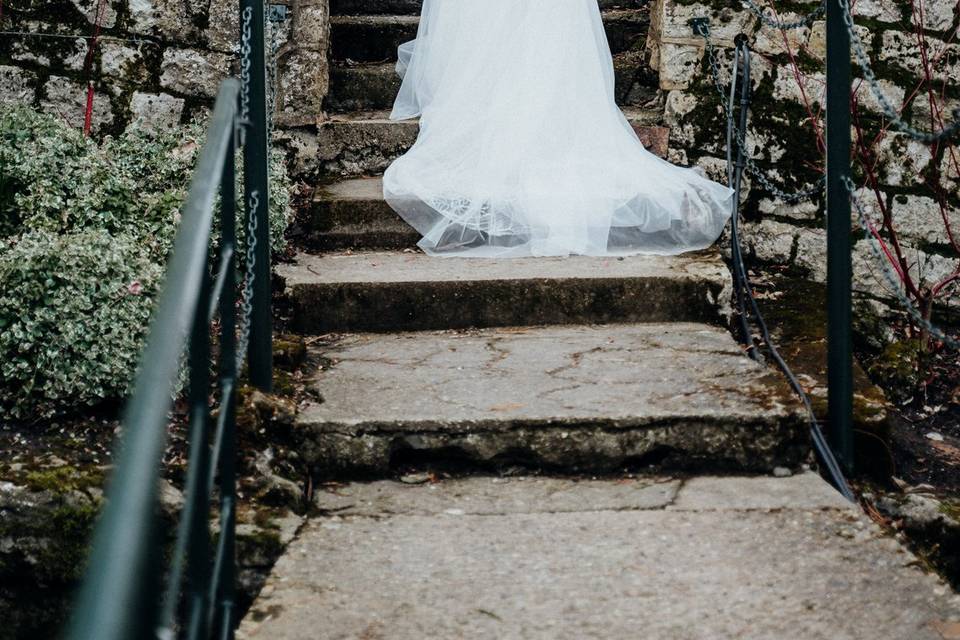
<box><xmin>385</xmin><ymin>0</ymin><xmax>734</xmax><ymax>258</ymax></box>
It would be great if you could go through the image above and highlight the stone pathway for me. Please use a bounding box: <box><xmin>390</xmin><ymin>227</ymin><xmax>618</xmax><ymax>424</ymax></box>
<box><xmin>238</xmin><ymin>474</ymin><xmax>960</xmax><ymax>640</ymax></box>
<box><xmin>243</xmin><ymin>0</ymin><xmax>960</xmax><ymax>636</ymax></box>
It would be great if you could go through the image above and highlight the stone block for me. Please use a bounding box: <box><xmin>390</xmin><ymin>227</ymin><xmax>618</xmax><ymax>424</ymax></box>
<box><xmin>890</xmin><ymin>194</ymin><xmax>959</xmax><ymax>248</ymax></box>
<box><xmin>855</xmin><ymin>0</ymin><xmax>904</xmax><ymax>22</ymax></box>
<box><xmin>657</xmin><ymin>42</ymin><xmax>703</xmax><ymax>90</ymax></box>
<box><xmin>293</xmin><ymin>3</ymin><xmax>331</xmax><ymax>51</ymax></box>
<box><xmin>160</xmin><ymin>48</ymin><xmax>231</xmax><ymax>98</ymax></box>
<box><xmin>880</xmin><ymin>31</ymin><xmax>959</xmax><ymax>83</ymax></box>
<box><xmin>127</xmin><ymin>92</ymin><xmax>185</xmax><ymax>134</ymax></box>
<box><xmin>740</xmin><ymin>219</ymin><xmax>798</xmax><ymax>264</ymax></box>
<box><xmin>852</xmin><ymin>79</ymin><xmax>905</xmax><ymax>116</ymax></box>
<box><xmin>129</xmin><ymin>0</ymin><xmax>202</xmax><ymax>39</ymax></box>
<box><xmin>99</xmin><ymin>42</ymin><xmax>148</xmax><ymax>81</ymax></box>
<box><xmin>0</xmin><ymin>65</ymin><xmax>36</xmax><ymax>106</ymax></box>
<box><xmin>40</xmin><ymin>75</ymin><xmax>114</xmax><ymax>134</ymax></box>
<box><xmin>875</xmin><ymin>133</ymin><xmax>932</xmax><ymax>187</ymax></box>
<box><xmin>69</xmin><ymin>0</ymin><xmax>119</xmax><ymax>28</ymax></box>
<box><xmin>918</xmin><ymin>0</ymin><xmax>956</xmax><ymax>30</ymax></box>
<box><xmin>773</xmin><ymin>66</ymin><xmax>825</xmax><ymax>106</ymax></box>
<box><xmin>206</xmin><ymin>0</ymin><xmax>241</xmax><ymax>53</ymax></box>
<box><xmin>277</xmin><ymin>48</ymin><xmax>329</xmax><ymax>118</ymax></box>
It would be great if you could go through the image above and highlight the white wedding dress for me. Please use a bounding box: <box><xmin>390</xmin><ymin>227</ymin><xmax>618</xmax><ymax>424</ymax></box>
<box><xmin>383</xmin><ymin>0</ymin><xmax>734</xmax><ymax>258</ymax></box>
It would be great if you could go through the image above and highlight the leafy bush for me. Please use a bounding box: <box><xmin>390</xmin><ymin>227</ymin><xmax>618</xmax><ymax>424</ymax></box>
<box><xmin>0</xmin><ymin>107</ymin><xmax>292</xmax><ymax>260</ymax></box>
<box><xmin>0</xmin><ymin>107</ymin><xmax>293</xmax><ymax>420</ymax></box>
<box><xmin>0</xmin><ymin>230</ymin><xmax>163</xmax><ymax>420</ymax></box>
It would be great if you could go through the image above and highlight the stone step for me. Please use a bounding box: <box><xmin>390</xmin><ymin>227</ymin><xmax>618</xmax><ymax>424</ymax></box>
<box><xmin>279</xmin><ymin>250</ymin><xmax>731</xmax><ymax>333</ymax></box>
<box><xmin>331</xmin><ymin>0</ymin><xmax>650</xmax><ymax>16</ymax></box>
<box><xmin>308</xmin><ymin>128</ymin><xmax>676</xmax><ymax>248</ymax></box>
<box><xmin>315</xmin><ymin>107</ymin><xmax>666</xmax><ymax>179</ymax></box>
<box><xmin>306</xmin><ymin>177</ymin><xmax>418</xmax><ymax>250</ymax></box>
<box><xmin>330</xmin><ymin>10</ymin><xmax>650</xmax><ymax>63</ymax></box>
<box><xmin>327</xmin><ymin>50</ymin><xmax>658</xmax><ymax>113</ymax></box>
<box><xmin>239</xmin><ymin>474</ymin><xmax>960</xmax><ymax>640</ymax></box>
<box><xmin>288</xmin><ymin>323</ymin><xmax>805</xmax><ymax>476</ymax></box>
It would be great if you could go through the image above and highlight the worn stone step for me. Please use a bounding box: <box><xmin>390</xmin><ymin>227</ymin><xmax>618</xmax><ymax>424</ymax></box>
<box><xmin>316</xmin><ymin>107</ymin><xmax>666</xmax><ymax>178</ymax></box>
<box><xmin>331</xmin><ymin>0</ymin><xmax>650</xmax><ymax>16</ymax></box>
<box><xmin>327</xmin><ymin>50</ymin><xmax>658</xmax><ymax>113</ymax></box>
<box><xmin>289</xmin><ymin>323</ymin><xmax>805</xmax><ymax>476</ymax></box>
<box><xmin>280</xmin><ymin>250</ymin><xmax>731</xmax><ymax>333</ymax></box>
<box><xmin>309</xmin><ymin>142</ymin><xmax>679</xmax><ymax>248</ymax></box>
<box><xmin>330</xmin><ymin>10</ymin><xmax>650</xmax><ymax>62</ymax></box>
<box><xmin>306</xmin><ymin>177</ymin><xmax>418</xmax><ymax>250</ymax></box>
<box><xmin>239</xmin><ymin>474</ymin><xmax>960</xmax><ymax>640</ymax></box>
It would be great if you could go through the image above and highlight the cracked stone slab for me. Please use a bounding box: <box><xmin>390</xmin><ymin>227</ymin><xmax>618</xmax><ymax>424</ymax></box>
<box><xmin>281</xmin><ymin>250</ymin><xmax>732</xmax><ymax>332</ymax></box>
<box><xmin>670</xmin><ymin>473</ymin><xmax>854</xmax><ymax>511</ymax></box>
<box><xmin>238</xmin><ymin>475</ymin><xmax>960</xmax><ymax>640</ymax></box>
<box><xmin>315</xmin><ymin>475</ymin><xmax>682</xmax><ymax>517</ymax></box>
<box><xmin>296</xmin><ymin>323</ymin><xmax>807</xmax><ymax>475</ymax></box>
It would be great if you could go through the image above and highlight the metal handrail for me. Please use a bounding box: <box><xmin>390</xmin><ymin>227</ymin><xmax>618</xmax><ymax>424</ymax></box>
<box><xmin>65</xmin><ymin>79</ymin><xmax>248</xmax><ymax>640</ymax></box>
<box><xmin>825</xmin><ymin>0</ymin><xmax>854</xmax><ymax>475</ymax></box>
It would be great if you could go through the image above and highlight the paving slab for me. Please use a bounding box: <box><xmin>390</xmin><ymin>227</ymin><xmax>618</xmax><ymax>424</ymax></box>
<box><xmin>295</xmin><ymin>323</ymin><xmax>806</xmax><ymax>475</ymax></box>
<box><xmin>238</xmin><ymin>475</ymin><xmax>960</xmax><ymax>640</ymax></box>
<box><xmin>281</xmin><ymin>251</ymin><xmax>732</xmax><ymax>332</ymax></box>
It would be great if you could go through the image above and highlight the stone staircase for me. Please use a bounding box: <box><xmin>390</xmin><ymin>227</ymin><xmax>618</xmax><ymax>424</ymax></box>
<box><xmin>281</xmin><ymin>0</ymin><xmax>809</xmax><ymax>479</ymax></box>
<box><xmin>236</xmin><ymin>3</ymin><xmax>960</xmax><ymax>638</ymax></box>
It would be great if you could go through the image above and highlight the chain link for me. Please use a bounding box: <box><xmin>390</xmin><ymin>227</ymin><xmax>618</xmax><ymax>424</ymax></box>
<box><xmin>265</xmin><ymin>3</ymin><xmax>281</xmax><ymax>143</ymax></box>
<box><xmin>844</xmin><ymin>176</ymin><xmax>959</xmax><ymax>349</ymax></box>
<box><xmin>239</xmin><ymin>6</ymin><xmax>254</xmax><ymax>145</ymax></box>
<box><xmin>698</xmin><ymin>22</ymin><xmax>826</xmax><ymax>203</ymax></box>
<box><xmin>234</xmin><ymin>4</ymin><xmax>281</xmax><ymax>370</ymax></box>
<box><xmin>837</xmin><ymin>0</ymin><xmax>960</xmax><ymax>144</ymax></box>
<box><xmin>235</xmin><ymin>190</ymin><xmax>261</xmax><ymax>369</ymax></box>
<box><xmin>741</xmin><ymin>0</ymin><xmax>825</xmax><ymax>30</ymax></box>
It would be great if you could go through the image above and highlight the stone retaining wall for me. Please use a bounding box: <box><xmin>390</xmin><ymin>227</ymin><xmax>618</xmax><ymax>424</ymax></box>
<box><xmin>0</xmin><ymin>0</ymin><xmax>329</xmax><ymax>135</ymax></box>
<box><xmin>648</xmin><ymin>0</ymin><xmax>959</xmax><ymax>306</ymax></box>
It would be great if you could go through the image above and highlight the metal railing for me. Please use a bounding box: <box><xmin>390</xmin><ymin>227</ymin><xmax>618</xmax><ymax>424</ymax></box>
<box><xmin>65</xmin><ymin>80</ymin><xmax>243</xmax><ymax>640</ymax></box>
<box><xmin>64</xmin><ymin>3</ymin><xmax>275</xmax><ymax>637</ymax></box>
<box><xmin>824</xmin><ymin>0</ymin><xmax>855</xmax><ymax>476</ymax></box>
<box><xmin>702</xmin><ymin>0</ymin><xmax>958</xmax><ymax>479</ymax></box>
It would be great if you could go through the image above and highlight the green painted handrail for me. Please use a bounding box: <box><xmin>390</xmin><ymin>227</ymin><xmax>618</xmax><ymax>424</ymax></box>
<box><xmin>65</xmin><ymin>78</ymin><xmax>249</xmax><ymax>640</ymax></box>
<box><xmin>825</xmin><ymin>0</ymin><xmax>854</xmax><ymax>473</ymax></box>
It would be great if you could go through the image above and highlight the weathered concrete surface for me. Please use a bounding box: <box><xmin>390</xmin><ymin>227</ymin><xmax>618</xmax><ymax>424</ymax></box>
<box><xmin>295</xmin><ymin>324</ymin><xmax>806</xmax><ymax>475</ymax></box>
<box><xmin>238</xmin><ymin>474</ymin><xmax>960</xmax><ymax>640</ymax></box>
<box><xmin>281</xmin><ymin>250</ymin><xmax>733</xmax><ymax>332</ymax></box>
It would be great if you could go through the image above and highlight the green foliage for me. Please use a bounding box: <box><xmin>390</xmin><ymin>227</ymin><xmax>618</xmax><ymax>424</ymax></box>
<box><xmin>0</xmin><ymin>229</ymin><xmax>163</xmax><ymax>419</ymax></box>
<box><xmin>0</xmin><ymin>106</ymin><xmax>293</xmax><ymax>420</ymax></box>
<box><xmin>0</xmin><ymin>107</ymin><xmax>291</xmax><ymax>259</ymax></box>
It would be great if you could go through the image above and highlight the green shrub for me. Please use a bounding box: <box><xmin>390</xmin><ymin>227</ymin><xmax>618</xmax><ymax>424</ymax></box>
<box><xmin>0</xmin><ymin>107</ymin><xmax>293</xmax><ymax>420</ymax></box>
<box><xmin>0</xmin><ymin>106</ymin><xmax>292</xmax><ymax>259</ymax></box>
<box><xmin>0</xmin><ymin>230</ymin><xmax>163</xmax><ymax>420</ymax></box>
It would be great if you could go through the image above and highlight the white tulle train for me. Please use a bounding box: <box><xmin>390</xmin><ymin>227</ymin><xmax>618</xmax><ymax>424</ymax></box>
<box><xmin>383</xmin><ymin>0</ymin><xmax>734</xmax><ymax>258</ymax></box>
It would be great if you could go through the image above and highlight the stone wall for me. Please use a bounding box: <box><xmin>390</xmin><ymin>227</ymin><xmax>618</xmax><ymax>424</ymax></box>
<box><xmin>0</xmin><ymin>0</ymin><xmax>329</xmax><ymax>135</ymax></box>
<box><xmin>647</xmin><ymin>0</ymin><xmax>960</xmax><ymax>307</ymax></box>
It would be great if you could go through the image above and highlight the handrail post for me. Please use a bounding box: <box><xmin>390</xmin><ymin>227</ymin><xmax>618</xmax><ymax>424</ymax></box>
<box><xmin>825</xmin><ymin>0</ymin><xmax>854</xmax><ymax>473</ymax></box>
<box><xmin>242</xmin><ymin>0</ymin><xmax>273</xmax><ymax>392</ymax></box>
